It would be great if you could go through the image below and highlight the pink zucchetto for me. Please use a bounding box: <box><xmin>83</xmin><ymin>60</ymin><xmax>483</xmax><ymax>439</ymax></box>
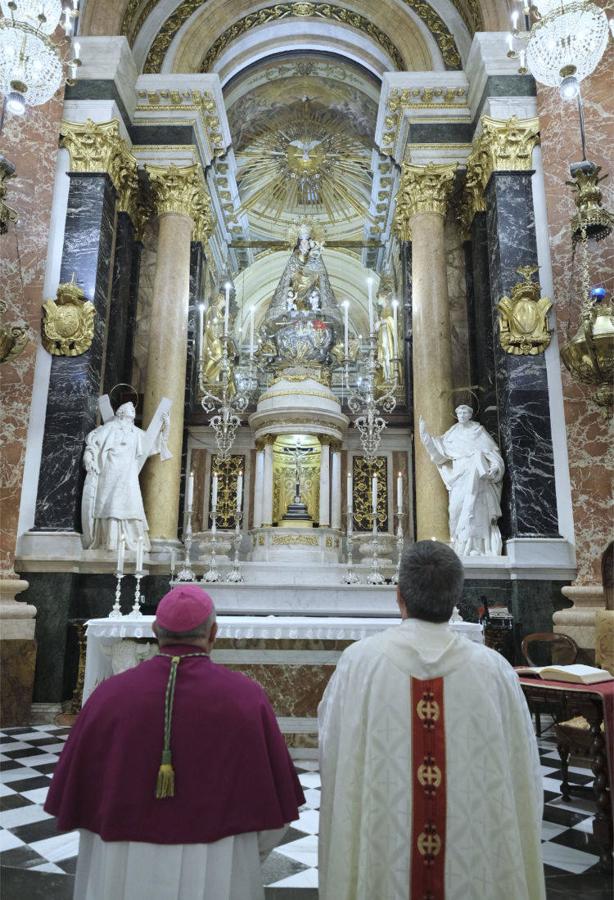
<box><xmin>155</xmin><ymin>585</ymin><xmax>215</xmax><ymax>633</ymax></box>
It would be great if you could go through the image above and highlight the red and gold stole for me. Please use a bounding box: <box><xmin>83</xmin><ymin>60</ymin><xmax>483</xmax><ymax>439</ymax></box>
<box><xmin>410</xmin><ymin>677</ymin><xmax>446</xmax><ymax>900</ymax></box>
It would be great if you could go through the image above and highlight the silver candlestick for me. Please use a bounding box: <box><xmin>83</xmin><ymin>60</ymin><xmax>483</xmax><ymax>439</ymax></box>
<box><xmin>109</xmin><ymin>571</ymin><xmax>123</xmax><ymax>618</ymax></box>
<box><xmin>202</xmin><ymin>509</ymin><xmax>222</xmax><ymax>583</ymax></box>
<box><xmin>391</xmin><ymin>512</ymin><xmax>406</xmax><ymax>585</ymax></box>
<box><xmin>176</xmin><ymin>506</ymin><xmax>196</xmax><ymax>582</ymax></box>
<box><xmin>366</xmin><ymin>512</ymin><xmax>385</xmax><ymax>585</ymax></box>
<box><xmin>341</xmin><ymin>513</ymin><xmax>361</xmax><ymax>585</ymax></box>
<box><xmin>130</xmin><ymin>570</ymin><xmax>144</xmax><ymax>617</ymax></box>
<box><xmin>225</xmin><ymin>511</ymin><xmax>244</xmax><ymax>583</ymax></box>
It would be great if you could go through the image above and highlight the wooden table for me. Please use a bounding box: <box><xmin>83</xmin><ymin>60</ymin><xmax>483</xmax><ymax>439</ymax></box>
<box><xmin>519</xmin><ymin>677</ymin><xmax>613</xmax><ymax>869</ymax></box>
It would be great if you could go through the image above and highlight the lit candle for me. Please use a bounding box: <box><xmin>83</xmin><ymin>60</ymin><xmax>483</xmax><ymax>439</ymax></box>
<box><xmin>186</xmin><ymin>471</ymin><xmax>194</xmax><ymax>511</ymax></box>
<box><xmin>367</xmin><ymin>277</ymin><xmax>374</xmax><ymax>334</ymax></box>
<box><xmin>343</xmin><ymin>300</ymin><xmax>349</xmax><ymax>359</ymax></box>
<box><xmin>347</xmin><ymin>471</ymin><xmax>353</xmax><ymax>513</ymax></box>
<box><xmin>211</xmin><ymin>472</ymin><xmax>218</xmax><ymax>511</ymax></box>
<box><xmin>397</xmin><ymin>471</ymin><xmax>403</xmax><ymax>513</ymax></box>
<box><xmin>249</xmin><ymin>306</ymin><xmax>255</xmax><ymax>358</ymax></box>
<box><xmin>511</xmin><ymin>9</ymin><xmax>519</xmax><ymax>29</ymax></box>
<box><xmin>170</xmin><ymin>548</ymin><xmax>176</xmax><ymax>576</ymax></box>
<box><xmin>236</xmin><ymin>470</ymin><xmax>243</xmax><ymax>513</ymax></box>
<box><xmin>371</xmin><ymin>474</ymin><xmax>378</xmax><ymax>516</ymax></box>
<box><xmin>392</xmin><ymin>299</ymin><xmax>399</xmax><ymax>358</ymax></box>
<box><xmin>116</xmin><ymin>536</ymin><xmax>125</xmax><ymax>577</ymax></box>
<box><xmin>224</xmin><ymin>282</ymin><xmax>231</xmax><ymax>335</ymax></box>
<box><xmin>507</xmin><ymin>33</ymin><xmax>514</xmax><ymax>53</ymax></box>
<box><xmin>73</xmin><ymin>40</ymin><xmax>80</xmax><ymax>60</ymax></box>
<box><xmin>136</xmin><ymin>536</ymin><xmax>144</xmax><ymax>574</ymax></box>
<box><xmin>198</xmin><ymin>302</ymin><xmax>205</xmax><ymax>344</ymax></box>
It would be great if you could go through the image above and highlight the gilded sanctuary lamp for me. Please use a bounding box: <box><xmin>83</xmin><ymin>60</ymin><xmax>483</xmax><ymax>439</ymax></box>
<box><xmin>561</xmin><ymin>289</ymin><xmax>614</xmax><ymax>414</ymax></box>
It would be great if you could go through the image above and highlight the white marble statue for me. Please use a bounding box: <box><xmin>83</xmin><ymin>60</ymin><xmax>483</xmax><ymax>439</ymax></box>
<box><xmin>419</xmin><ymin>405</ymin><xmax>505</xmax><ymax>556</ymax></box>
<box><xmin>81</xmin><ymin>399</ymin><xmax>172</xmax><ymax>552</ymax></box>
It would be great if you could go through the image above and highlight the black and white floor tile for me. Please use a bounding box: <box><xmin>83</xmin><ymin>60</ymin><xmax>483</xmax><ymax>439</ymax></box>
<box><xmin>0</xmin><ymin>725</ymin><xmax>611</xmax><ymax>899</ymax></box>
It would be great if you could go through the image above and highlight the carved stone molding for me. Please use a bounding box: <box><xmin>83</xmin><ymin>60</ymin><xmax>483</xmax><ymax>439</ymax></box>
<box><xmin>394</xmin><ymin>162</ymin><xmax>457</xmax><ymax>239</ymax></box>
<box><xmin>461</xmin><ymin>115</ymin><xmax>540</xmax><ymax>233</ymax></box>
<box><xmin>60</xmin><ymin>120</ymin><xmax>139</xmax><ymax>215</ymax></box>
<box><xmin>135</xmin><ymin>90</ymin><xmax>226</xmax><ymax>159</ymax></box>
<box><xmin>146</xmin><ymin>163</ymin><xmax>213</xmax><ymax>242</ymax></box>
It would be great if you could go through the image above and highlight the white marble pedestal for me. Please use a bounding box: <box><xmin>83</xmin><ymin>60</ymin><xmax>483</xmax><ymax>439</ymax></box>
<box><xmin>249</xmin><ymin>527</ymin><xmax>342</xmax><ymax>563</ymax></box>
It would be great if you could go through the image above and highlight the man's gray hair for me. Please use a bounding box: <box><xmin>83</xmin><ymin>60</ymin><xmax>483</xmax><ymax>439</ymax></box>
<box><xmin>156</xmin><ymin>611</ymin><xmax>216</xmax><ymax>643</ymax></box>
<box><xmin>398</xmin><ymin>541</ymin><xmax>464</xmax><ymax>622</ymax></box>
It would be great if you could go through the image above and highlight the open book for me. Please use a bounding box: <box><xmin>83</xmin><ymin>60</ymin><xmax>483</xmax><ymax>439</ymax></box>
<box><xmin>516</xmin><ymin>664</ymin><xmax>614</xmax><ymax>685</ymax></box>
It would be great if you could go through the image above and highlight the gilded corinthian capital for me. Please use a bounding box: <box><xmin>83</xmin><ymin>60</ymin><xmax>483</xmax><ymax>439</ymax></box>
<box><xmin>60</xmin><ymin>119</ymin><xmax>139</xmax><ymax>210</ymax></box>
<box><xmin>146</xmin><ymin>164</ymin><xmax>213</xmax><ymax>243</ymax></box>
<box><xmin>394</xmin><ymin>162</ymin><xmax>457</xmax><ymax>240</ymax></box>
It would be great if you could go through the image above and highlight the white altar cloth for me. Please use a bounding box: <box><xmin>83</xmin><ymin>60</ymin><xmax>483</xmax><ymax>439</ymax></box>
<box><xmin>82</xmin><ymin>616</ymin><xmax>483</xmax><ymax>703</ymax></box>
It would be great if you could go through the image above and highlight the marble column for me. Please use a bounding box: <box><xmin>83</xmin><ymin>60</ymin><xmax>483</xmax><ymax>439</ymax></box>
<box><xmin>35</xmin><ymin>173</ymin><xmax>118</xmax><ymax>530</ymax></box>
<box><xmin>262</xmin><ymin>440</ymin><xmax>274</xmax><ymax>527</ymax></box>
<box><xmin>331</xmin><ymin>447</ymin><xmax>342</xmax><ymax>530</ymax></box>
<box><xmin>319</xmin><ymin>441</ymin><xmax>330</xmax><ymax>527</ymax></box>
<box><xmin>141</xmin><ymin>165</ymin><xmax>211</xmax><ymax>541</ymax></box>
<box><xmin>395</xmin><ymin>163</ymin><xmax>456</xmax><ymax>542</ymax></box>
<box><xmin>253</xmin><ymin>448</ymin><xmax>265</xmax><ymax>528</ymax></box>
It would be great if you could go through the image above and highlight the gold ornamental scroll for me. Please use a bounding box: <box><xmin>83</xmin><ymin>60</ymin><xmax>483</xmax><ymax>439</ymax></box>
<box><xmin>209</xmin><ymin>455</ymin><xmax>245</xmax><ymax>529</ymax></box>
<box><xmin>352</xmin><ymin>456</ymin><xmax>388</xmax><ymax>532</ymax></box>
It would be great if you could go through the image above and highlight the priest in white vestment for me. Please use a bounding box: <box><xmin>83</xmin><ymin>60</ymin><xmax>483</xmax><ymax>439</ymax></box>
<box><xmin>319</xmin><ymin>541</ymin><xmax>545</xmax><ymax>900</ymax></box>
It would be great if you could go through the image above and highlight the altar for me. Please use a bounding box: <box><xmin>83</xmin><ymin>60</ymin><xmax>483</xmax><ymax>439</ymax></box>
<box><xmin>83</xmin><ymin>614</ymin><xmax>483</xmax><ymax>754</ymax></box>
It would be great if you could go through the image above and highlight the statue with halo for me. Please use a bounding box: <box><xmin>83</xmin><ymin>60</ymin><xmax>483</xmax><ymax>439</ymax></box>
<box><xmin>81</xmin><ymin>392</ymin><xmax>172</xmax><ymax>553</ymax></box>
<box><xmin>419</xmin><ymin>405</ymin><xmax>505</xmax><ymax>556</ymax></box>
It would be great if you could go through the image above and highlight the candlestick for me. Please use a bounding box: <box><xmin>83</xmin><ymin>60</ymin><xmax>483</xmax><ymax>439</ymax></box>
<box><xmin>109</xmin><ymin>572</ymin><xmax>123</xmax><ymax>619</ymax></box>
<box><xmin>249</xmin><ymin>306</ymin><xmax>255</xmax><ymax>358</ymax></box>
<box><xmin>186</xmin><ymin>471</ymin><xmax>194</xmax><ymax>511</ymax></box>
<box><xmin>203</xmin><ymin>509</ymin><xmax>222</xmax><ymax>583</ymax></box>
<box><xmin>392</xmin><ymin>299</ymin><xmax>399</xmax><ymax>359</ymax></box>
<box><xmin>371</xmin><ymin>474</ymin><xmax>378</xmax><ymax>517</ymax></box>
<box><xmin>135</xmin><ymin>536</ymin><xmax>144</xmax><ymax>574</ymax></box>
<box><xmin>116</xmin><ymin>536</ymin><xmax>125</xmax><ymax>577</ymax></box>
<box><xmin>211</xmin><ymin>472</ymin><xmax>218</xmax><ymax>511</ymax></box>
<box><xmin>224</xmin><ymin>282</ymin><xmax>231</xmax><ymax>335</ymax></box>
<box><xmin>341</xmin><ymin>511</ymin><xmax>361</xmax><ymax>584</ymax></box>
<box><xmin>342</xmin><ymin>300</ymin><xmax>349</xmax><ymax>359</ymax></box>
<box><xmin>367</xmin><ymin>277</ymin><xmax>374</xmax><ymax>334</ymax></box>
<box><xmin>397</xmin><ymin>471</ymin><xmax>403</xmax><ymax>513</ymax></box>
<box><xmin>236</xmin><ymin>471</ymin><xmax>243</xmax><ymax>513</ymax></box>
<box><xmin>226</xmin><ymin>511</ymin><xmax>244</xmax><ymax>583</ymax></box>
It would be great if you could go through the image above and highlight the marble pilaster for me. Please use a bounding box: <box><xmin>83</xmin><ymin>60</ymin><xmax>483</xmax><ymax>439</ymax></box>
<box><xmin>103</xmin><ymin>211</ymin><xmax>141</xmax><ymax>395</ymax></box>
<box><xmin>319</xmin><ymin>441</ymin><xmax>330</xmax><ymax>528</ymax></box>
<box><xmin>485</xmin><ymin>172</ymin><xmax>559</xmax><ymax>538</ymax></box>
<box><xmin>35</xmin><ymin>173</ymin><xmax>118</xmax><ymax>531</ymax></box>
<box><xmin>466</xmin><ymin>212</ymin><xmax>498</xmax><ymax>437</ymax></box>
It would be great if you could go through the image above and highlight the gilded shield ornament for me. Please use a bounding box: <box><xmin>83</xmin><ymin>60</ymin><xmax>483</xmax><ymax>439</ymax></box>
<box><xmin>42</xmin><ymin>277</ymin><xmax>95</xmax><ymax>356</ymax></box>
<box><xmin>497</xmin><ymin>266</ymin><xmax>552</xmax><ymax>355</ymax></box>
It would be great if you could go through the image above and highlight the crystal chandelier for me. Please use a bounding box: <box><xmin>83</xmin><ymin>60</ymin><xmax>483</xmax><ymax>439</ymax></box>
<box><xmin>507</xmin><ymin>1</ymin><xmax>610</xmax><ymax>97</ymax></box>
<box><xmin>0</xmin><ymin>0</ymin><xmax>81</xmax><ymax>116</ymax></box>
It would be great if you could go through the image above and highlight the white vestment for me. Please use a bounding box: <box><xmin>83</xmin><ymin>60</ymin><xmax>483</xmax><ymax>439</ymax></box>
<box><xmin>318</xmin><ymin>620</ymin><xmax>545</xmax><ymax>900</ymax></box>
<box><xmin>75</xmin><ymin>827</ymin><xmax>286</xmax><ymax>900</ymax></box>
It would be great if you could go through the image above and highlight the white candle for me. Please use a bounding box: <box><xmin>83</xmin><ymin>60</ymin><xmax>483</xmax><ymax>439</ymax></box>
<box><xmin>507</xmin><ymin>33</ymin><xmax>514</xmax><ymax>53</ymax></box>
<box><xmin>170</xmin><ymin>548</ymin><xmax>176</xmax><ymax>575</ymax></box>
<box><xmin>511</xmin><ymin>9</ymin><xmax>519</xmax><ymax>29</ymax></box>
<box><xmin>342</xmin><ymin>300</ymin><xmax>349</xmax><ymax>359</ymax></box>
<box><xmin>367</xmin><ymin>277</ymin><xmax>374</xmax><ymax>334</ymax></box>
<box><xmin>249</xmin><ymin>306</ymin><xmax>255</xmax><ymax>357</ymax></box>
<box><xmin>116</xmin><ymin>536</ymin><xmax>125</xmax><ymax>576</ymax></box>
<box><xmin>198</xmin><ymin>303</ymin><xmax>205</xmax><ymax>343</ymax></box>
<box><xmin>392</xmin><ymin>299</ymin><xmax>399</xmax><ymax>358</ymax></box>
<box><xmin>371</xmin><ymin>474</ymin><xmax>378</xmax><ymax>516</ymax></box>
<box><xmin>211</xmin><ymin>473</ymin><xmax>218</xmax><ymax>511</ymax></box>
<box><xmin>186</xmin><ymin>471</ymin><xmax>194</xmax><ymax>511</ymax></box>
<box><xmin>136</xmin><ymin>536</ymin><xmax>144</xmax><ymax>574</ymax></box>
<box><xmin>73</xmin><ymin>40</ymin><xmax>80</xmax><ymax>60</ymax></box>
<box><xmin>347</xmin><ymin>471</ymin><xmax>353</xmax><ymax>513</ymax></box>
<box><xmin>224</xmin><ymin>282</ymin><xmax>231</xmax><ymax>335</ymax></box>
<box><xmin>236</xmin><ymin>471</ymin><xmax>243</xmax><ymax>512</ymax></box>
<box><xmin>397</xmin><ymin>471</ymin><xmax>403</xmax><ymax>513</ymax></box>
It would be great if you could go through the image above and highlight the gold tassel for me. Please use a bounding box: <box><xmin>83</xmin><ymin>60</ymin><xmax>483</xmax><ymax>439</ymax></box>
<box><xmin>156</xmin><ymin>762</ymin><xmax>175</xmax><ymax>799</ymax></box>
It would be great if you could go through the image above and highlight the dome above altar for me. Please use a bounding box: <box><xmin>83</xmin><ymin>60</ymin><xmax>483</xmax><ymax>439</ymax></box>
<box><xmin>249</xmin><ymin>376</ymin><xmax>348</xmax><ymax>443</ymax></box>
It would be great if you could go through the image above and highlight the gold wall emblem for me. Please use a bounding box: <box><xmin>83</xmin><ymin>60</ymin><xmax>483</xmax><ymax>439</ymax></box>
<box><xmin>42</xmin><ymin>278</ymin><xmax>95</xmax><ymax>356</ymax></box>
<box><xmin>497</xmin><ymin>266</ymin><xmax>552</xmax><ymax>355</ymax></box>
<box><xmin>0</xmin><ymin>300</ymin><xmax>28</xmax><ymax>364</ymax></box>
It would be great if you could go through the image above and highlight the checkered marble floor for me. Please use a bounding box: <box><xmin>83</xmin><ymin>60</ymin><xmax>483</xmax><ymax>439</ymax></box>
<box><xmin>0</xmin><ymin>725</ymin><xmax>612</xmax><ymax>898</ymax></box>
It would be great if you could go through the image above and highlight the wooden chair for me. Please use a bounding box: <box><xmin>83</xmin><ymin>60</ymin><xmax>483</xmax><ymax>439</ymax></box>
<box><xmin>521</xmin><ymin>632</ymin><xmax>579</xmax><ymax>737</ymax></box>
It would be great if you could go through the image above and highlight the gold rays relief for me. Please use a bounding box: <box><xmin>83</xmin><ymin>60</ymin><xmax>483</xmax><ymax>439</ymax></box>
<box><xmin>236</xmin><ymin>100</ymin><xmax>372</xmax><ymax>225</ymax></box>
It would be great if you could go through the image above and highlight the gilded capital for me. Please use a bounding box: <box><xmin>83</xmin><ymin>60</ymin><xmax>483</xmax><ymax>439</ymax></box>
<box><xmin>394</xmin><ymin>162</ymin><xmax>457</xmax><ymax>239</ymax></box>
<box><xmin>461</xmin><ymin>115</ymin><xmax>540</xmax><ymax>234</ymax></box>
<box><xmin>146</xmin><ymin>164</ymin><xmax>213</xmax><ymax>242</ymax></box>
<box><xmin>60</xmin><ymin>120</ymin><xmax>139</xmax><ymax>217</ymax></box>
